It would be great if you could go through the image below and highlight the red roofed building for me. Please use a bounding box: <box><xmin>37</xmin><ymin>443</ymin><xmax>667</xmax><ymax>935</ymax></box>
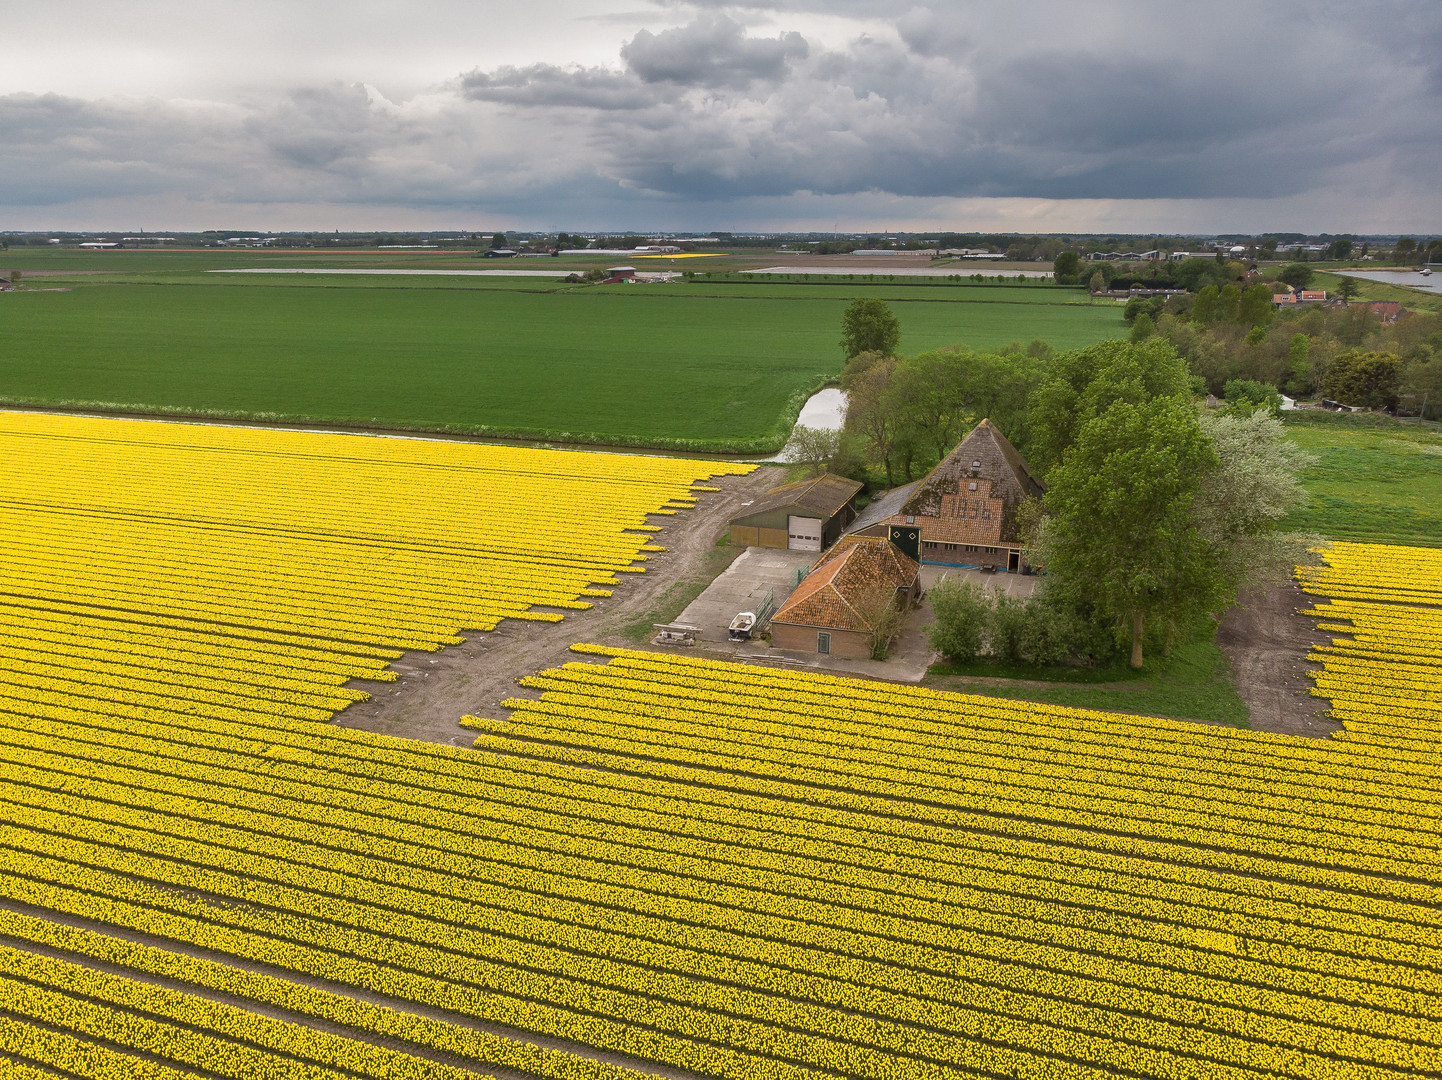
<box><xmin>769</xmin><ymin>536</ymin><xmax>921</xmax><ymax>658</ymax></box>
<box><xmin>1350</xmin><ymin>300</ymin><xmax>1405</xmax><ymax>322</ymax></box>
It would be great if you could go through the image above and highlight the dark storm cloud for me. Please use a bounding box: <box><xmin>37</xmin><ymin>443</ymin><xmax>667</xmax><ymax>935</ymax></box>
<box><xmin>462</xmin><ymin>65</ymin><xmax>657</xmax><ymax>110</ymax></box>
<box><xmin>621</xmin><ymin>13</ymin><xmax>806</xmax><ymax>87</ymax></box>
<box><xmin>4</xmin><ymin>2</ymin><xmax>1440</xmax><ymax>227</ymax></box>
<box><xmin>454</xmin><ymin>4</ymin><xmax>1442</xmax><ymax>207</ymax></box>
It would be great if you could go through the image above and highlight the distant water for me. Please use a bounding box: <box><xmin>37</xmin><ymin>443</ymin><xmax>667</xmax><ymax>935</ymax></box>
<box><xmin>765</xmin><ymin>388</ymin><xmax>847</xmax><ymax>462</ymax></box>
<box><xmin>1334</xmin><ymin>269</ymin><xmax>1441</xmax><ymax>292</ymax></box>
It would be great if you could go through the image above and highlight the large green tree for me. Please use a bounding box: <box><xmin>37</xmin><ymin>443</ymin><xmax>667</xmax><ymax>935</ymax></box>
<box><xmin>1192</xmin><ymin>409</ymin><xmax>1318</xmax><ymax>603</ymax></box>
<box><xmin>1277</xmin><ymin>263</ymin><xmax>1314</xmax><ymax>290</ymax></box>
<box><xmin>1026</xmin><ymin>337</ymin><xmax>1193</xmax><ymax>476</ymax></box>
<box><xmin>1053</xmin><ymin>250</ymin><xmax>1081</xmax><ymax>285</ymax></box>
<box><xmin>839</xmin><ymin>298</ymin><xmax>901</xmax><ymax>359</ymax></box>
<box><xmin>1042</xmin><ymin>396</ymin><xmax>1218</xmax><ymax>668</ymax></box>
<box><xmin>1322</xmin><ymin>349</ymin><xmax>1402</xmax><ymax>408</ymax></box>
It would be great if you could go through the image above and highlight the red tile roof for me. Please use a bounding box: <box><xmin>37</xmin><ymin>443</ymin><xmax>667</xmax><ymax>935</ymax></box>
<box><xmin>772</xmin><ymin>536</ymin><xmax>919</xmax><ymax>632</ymax></box>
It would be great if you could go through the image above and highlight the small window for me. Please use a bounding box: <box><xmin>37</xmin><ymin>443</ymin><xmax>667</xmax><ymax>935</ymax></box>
<box><xmin>968</xmin><ymin>481</ymin><xmax>977</xmax><ymax>491</ymax></box>
<box><xmin>966</xmin><ymin>544</ymin><xmax>978</xmax><ymax>552</ymax></box>
<box><xmin>971</xmin><ymin>460</ymin><xmax>981</xmax><ymax>469</ymax></box>
<box><xmin>817</xmin><ymin>632</ymin><xmax>831</xmax><ymax>655</ymax></box>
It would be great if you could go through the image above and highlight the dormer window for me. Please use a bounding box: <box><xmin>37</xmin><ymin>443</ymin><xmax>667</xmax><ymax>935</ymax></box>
<box><xmin>968</xmin><ymin>482</ymin><xmax>977</xmax><ymax>491</ymax></box>
<box><xmin>971</xmin><ymin>460</ymin><xmax>981</xmax><ymax>470</ymax></box>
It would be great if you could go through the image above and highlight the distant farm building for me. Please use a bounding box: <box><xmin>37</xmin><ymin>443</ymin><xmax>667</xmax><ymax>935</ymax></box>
<box><xmin>483</xmin><ymin>248</ymin><xmax>517</xmax><ymax>258</ymax></box>
<box><xmin>769</xmin><ymin>536</ymin><xmax>921</xmax><ymax>658</ymax></box>
<box><xmin>1351</xmin><ymin>300</ymin><xmax>1405</xmax><ymax>322</ymax></box>
<box><xmin>605</xmin><ymin>266</ymin><xmax>637</xmax><ymax>282</ymax></box>
<box><xmin>729</xmin><ymin>473</ymin><xmax>863</xmax><ymax>552</ymax></box>
<box><xmin>850</xmin><ymin>419</ymin><xmax>1043</xmax><ymax>572</ymax></box>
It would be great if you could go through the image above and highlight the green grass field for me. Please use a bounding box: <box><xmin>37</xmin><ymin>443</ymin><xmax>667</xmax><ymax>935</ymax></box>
<box><xmin>1280</xmin><ymin>413</ymin><xmax>1442</xmax><ymax>546</ymax></box>
<box><xmin>927</xmin><ymin>636</ymin><xmax>1250</xmax><ymax>727</ymax></box>
<box><xmin>0</xmin><ymin>265</ymin><xmax>1124</xmax><ymax>451</ymax></box>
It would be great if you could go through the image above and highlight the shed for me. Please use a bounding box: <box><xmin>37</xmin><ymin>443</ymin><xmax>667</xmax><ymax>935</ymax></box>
<box><xmin>730</xmin><ymin>473</ymin><xmax>863</xmax><ymax>551</ymax></box>
<box><xmin>605</xmin><ymin>266</ymin><xmax>637</xmax><ymax>282</ymax></box>
<box><xmin>769</xmin><ymin>536</ymin><xmax>921</xmax><ymax>658</ymax></box>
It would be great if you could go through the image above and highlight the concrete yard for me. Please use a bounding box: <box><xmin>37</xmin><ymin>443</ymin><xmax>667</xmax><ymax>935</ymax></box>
<box><xmin>675</xmin><ymin>547</ymin><xmax>817</xmax><ymax>644</ymax></box>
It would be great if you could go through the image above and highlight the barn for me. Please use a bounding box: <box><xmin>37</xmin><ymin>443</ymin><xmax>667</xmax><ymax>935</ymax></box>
<box><xmin>729</xmin><ymin>473</ymin><xmax>863</xmax><ymax>551</ymax></box>
<box><xmin>850</xmin><ymin>418</ymin><xmax>1043</xmax><ymax>571</ymax></box>
<box><xmin>769</xmin><ymin>536</ymin><xmax>921</xmax><ymax>657</ymax></box>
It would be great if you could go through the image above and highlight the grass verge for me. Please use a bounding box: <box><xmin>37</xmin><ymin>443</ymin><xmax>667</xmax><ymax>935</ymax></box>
<box><xmin>925</xmin><ymin>633</ymin><xmax>1250</xmax><ymax>728</ymax></box>
<box><xmin>1280</xmin><ymin>412</ymin><xmax>1442</xmax><ymax>546</ymax></box>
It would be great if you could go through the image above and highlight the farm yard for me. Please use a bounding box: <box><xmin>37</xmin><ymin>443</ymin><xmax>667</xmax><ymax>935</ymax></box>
<box><xmin>0</xmin><ymin>261</ymin><xmax>1123</xmax><ymax>453</ymax></box>
<box><xmin>0</xmin><ymin>409</ymin><xmax>1439</xmax><ymax>1078</ymax></box>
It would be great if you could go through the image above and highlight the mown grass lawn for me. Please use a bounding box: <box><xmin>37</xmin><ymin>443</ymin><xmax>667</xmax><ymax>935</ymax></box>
<box><xmin>926</xmin><ymin>635</ymin><xmax>1251</xmax><ymax>728</ymax></box>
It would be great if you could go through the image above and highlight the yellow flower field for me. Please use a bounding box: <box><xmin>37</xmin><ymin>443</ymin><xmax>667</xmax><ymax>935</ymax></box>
<box><xmin>0</xmin><ymin>410</ymin><xmax>1438</xmax><ymax>1079</ymax></box>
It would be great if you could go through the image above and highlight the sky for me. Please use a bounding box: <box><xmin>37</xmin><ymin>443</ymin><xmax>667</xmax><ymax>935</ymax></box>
<box><xmin>3</xmin><ymin>1</ymin><xmax>1440</xmax><ymax>235</ymax></box>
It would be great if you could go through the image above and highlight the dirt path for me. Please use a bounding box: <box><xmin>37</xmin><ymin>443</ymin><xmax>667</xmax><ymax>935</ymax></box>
<box><xmin>1216</xmin><ymin>580</ymin><xmax>1339</xmax><ymax>738</ymax></box>
<box><xmin>336</xmin><ymin>470</ymin><xmax>777</xmax><ymax>746</ymax></box>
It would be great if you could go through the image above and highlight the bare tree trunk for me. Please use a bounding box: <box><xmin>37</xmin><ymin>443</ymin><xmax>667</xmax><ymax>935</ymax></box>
<box><xmin>1130</xmin><ymin>610</ymin><xmax>1145</xmax><ymax>669</ymax></box>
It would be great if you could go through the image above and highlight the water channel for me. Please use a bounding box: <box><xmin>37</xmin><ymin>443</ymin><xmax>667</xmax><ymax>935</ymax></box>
<box><xmin>764</xmin><ymin>387</ymin><xmax>847</xmax><ymax>462</ymax></box>
<box><xmin>1333</xmin><ymin>268</ymin><xmax>1441</xmax><ymax>293</ymax></box>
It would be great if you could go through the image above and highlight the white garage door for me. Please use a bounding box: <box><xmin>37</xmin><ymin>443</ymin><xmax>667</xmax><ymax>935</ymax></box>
<box><xmin>787</xmin><ymin>515</ymin><xmax>823</xmax><ymax>551</ymax></box>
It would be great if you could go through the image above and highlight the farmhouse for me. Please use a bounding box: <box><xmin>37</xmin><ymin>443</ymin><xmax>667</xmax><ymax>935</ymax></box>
<box><xmin>769</xmin><ymin>536</ymin><xmax>920</xmax><ymax>658</ymax></box>
<box><xmin>729</xmin><ymin>473</ymin><xmax>863</xmax><ymax>551</ymax></box>
<box><xmin>850</xmin><ymin>419</ymin><xmax>1043</xmax><ymax>571</ymax></box>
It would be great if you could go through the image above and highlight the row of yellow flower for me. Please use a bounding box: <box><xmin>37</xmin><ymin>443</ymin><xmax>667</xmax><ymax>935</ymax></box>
<box><xmin>1295</xmin><ymin>542</ymin><xmax>1442</xmax><ymax>746</ymax></box>
<box><xmin>2</xmin><ymin>746</ymin><xmax>1433</xmax><ymax>1071</ymax></box>
<box><xmin>10</xmin><ymin>696</ymin><xmax>1434</xmax><ymax>988</ymax></box>
<box><xmin>0</xmin><ymin>910</ymin><xmax>664</xmax><ymax>1080</ymax></box>
<box><xmin>477</xmin><ymin>698</ymin><xmax>1441</xmax><ymax>885</ymax></box>
<box><xmin>508</xmin><ymin>669</ymin><xmax>1442</xmax><ymax>844</ymax></box>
